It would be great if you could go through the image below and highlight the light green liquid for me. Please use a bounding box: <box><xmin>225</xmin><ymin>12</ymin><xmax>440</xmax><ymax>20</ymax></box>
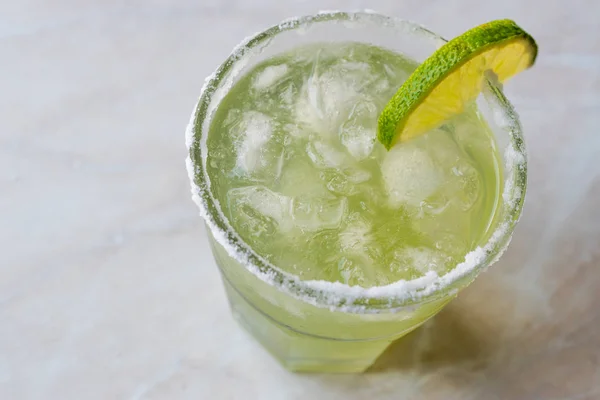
<box><xmin>207</xmin><ymin>42</ymin><xmax>502</xmax><ymax>286</ymax></box>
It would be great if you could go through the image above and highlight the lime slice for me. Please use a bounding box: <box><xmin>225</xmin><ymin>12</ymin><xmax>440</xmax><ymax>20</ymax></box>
<box><xmin>378</xmin><ymin>19</ymin><xmax>537</xmax><ymax>149</ymax></box>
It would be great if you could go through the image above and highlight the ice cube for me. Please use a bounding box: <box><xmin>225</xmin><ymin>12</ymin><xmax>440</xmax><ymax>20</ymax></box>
<box><xmin>229</xmin><ymin>111</ymin><xmax>288</xmax><ymax>181</ymax></box>
<box><xmin>339</xmin><ymin>214</ymin><xmax>372</xmax><ymax>253</ymax></box>
<box><xmin>233</xmin><ymin>111</ymin><xmax>273</xmax><ymax>174</ymax></box>
<box><xmin>226</xmin><ymin>186</ymin><xmax>293</xmax><ymax>236</ymax></box>
<box><xmin>413</xmin><ymin>205</ymin><xmax>470</xmax><ymax>259</ymax></box>
<box><xmin>279</xmin><ymin>84</ymin><xmax>295</xmax><ymax>106</ymax></box>
<box><xmin>294</xmin><ymin>58</ymin><xmax>366</xmax><ymax>137</ymax></box>
<box><xmin>291</xmin><ymin>195</ymin><xmax>347</xmax><ymax>231</ymax></box>
<box><xmin>344</xmin><ymin>167</ymin><xmax>372</xmax><ymax>184</ymax></box>
<box><xmin>252</xmin><ymin>64</ymin><xmax>289</xmax><ymax>90</ymax></box>
<box><xmin>433</xmin><ymin>231</ymin><xmax>469</xmax><ymax>256</ymax></box>
<box><xmin>320</xmin><ymin>167</ymin><xmax>371</xmax><ymax>196</ymax></box>
<box><xmin>450</xmin><ymin>160</ymin><xmax>481</xmax><ymax>211</ymax></box>
<box><xmin>318</xmin><ymin>62</ymin><xmax>367</xmax><ymax>111</ymax></box>
<box><xmin>383</xmin><ymin>64</ymin><xmax>398</xmax><ymax>79</ymax></box>
<box><xmin>283</xmin><ymin>123</ymin><xmax>307</xmax><ymax>139</ymax></box>
<box><xmin>336</xmin><ymin>214</ymin><xmax>388</xmax><ymax>286</ymax></box>
<box><xmin>422</xmin><ymin>127</ymin><xmax>482</xmax><ymax>211</ymax></box>
<box><xmin>294</xmin><ymin>75</ymin><xmax>323</xmax><ymax>134</ymax></box>
<box><xmin>322</xmin><ymin>170</ymin><xmax>356</xmax><ymax>196</ymax></box>
<box><xmin>413</xmin><ymin>128</ymin><xmax>483</xmax><ymax>212</ymax></box>
<box><xmin>338</xmin><ymin>61</ymin><xmax>371</xmax><ymax>72</ymax></box>
<box><xmin>339</xmin><ymin>101</ymin><xmax>378</xmax><ymax>160</ymax></box>
<box><xmin>381</xmin><ymin>140</ymin><xmax>443</xmax><ymax>208</ymax></box>
<box><xmin>278</xmin><ymin>159</ymin><xmax>330</xmax><ymax>198</ymax></box>
<box><xmin>306</xmin><ymin>140</ymin><xmax>348</xmax><ymax>169</ymax></box>
<box><xmin>223</xmin><ymin>108</ymin><xmax>243</xmax><ymax>127</ymax></box>
<box><xmin>449</xmin><ymin>109</ymin><xmax>494</xmax><ymax>151</ymax></box>
<box><xmin>392</xmin><ymin>247</ymin><xmax>449</xmax><ymax>275</ymax></box>
<box><xmin>373</xmin><ymin>78</ymin><xmax>391</xmax><ymax>93</ymax></box>
<box><xmin>337</xmin><ymin>257</ymin><xmax>367</xmax><ymax>286</ymax></box>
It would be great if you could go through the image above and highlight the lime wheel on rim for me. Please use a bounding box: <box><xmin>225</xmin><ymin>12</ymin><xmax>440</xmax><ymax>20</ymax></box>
<box><xmin>378</xmin><ymin>19</ymin><xmax>537</xmax><ymax>149</ymax></box>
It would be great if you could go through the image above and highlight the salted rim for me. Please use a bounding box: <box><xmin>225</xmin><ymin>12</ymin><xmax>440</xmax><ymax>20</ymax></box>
<box><xmin>185</xmin><ymin>10</ymin><xmax>528</xmax><ymax>313</ymax></box>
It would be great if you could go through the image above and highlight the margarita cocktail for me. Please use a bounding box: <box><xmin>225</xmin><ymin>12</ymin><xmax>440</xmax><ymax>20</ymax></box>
<box><xmin>186</xmin><ymin>12</ymin><xmax>532</xmax><ymax>372</ymax></box>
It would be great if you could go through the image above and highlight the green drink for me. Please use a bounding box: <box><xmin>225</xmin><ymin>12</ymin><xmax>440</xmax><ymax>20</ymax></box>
<box><xmin>187</xmin><ymin>12</ymin><xmax>528</xmax><ymax>372</ymax></box>
<box><xmin>207</xmin><ymin>41</ymin><xmax>501</xmax><ymax>287</ymax></box>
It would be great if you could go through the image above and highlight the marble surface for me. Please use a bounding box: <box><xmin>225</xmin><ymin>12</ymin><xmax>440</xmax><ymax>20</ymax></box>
<box><xmin>2</xmin><ymin>0</ymin><xmax>599</xmax><ymax>399</ymax></box>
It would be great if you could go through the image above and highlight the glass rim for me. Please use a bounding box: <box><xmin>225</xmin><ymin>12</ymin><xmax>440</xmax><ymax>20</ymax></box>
<box><xmin>186</xmin><ymin>10</ymin><xmax>528</xmax><ymax>313</ymax></box>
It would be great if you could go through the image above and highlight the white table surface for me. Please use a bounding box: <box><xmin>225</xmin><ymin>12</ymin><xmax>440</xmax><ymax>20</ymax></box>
<box><xmin>2</xmin><ymin>1</ymin><xmax>599</xmax><ymax>399</ymax></box>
